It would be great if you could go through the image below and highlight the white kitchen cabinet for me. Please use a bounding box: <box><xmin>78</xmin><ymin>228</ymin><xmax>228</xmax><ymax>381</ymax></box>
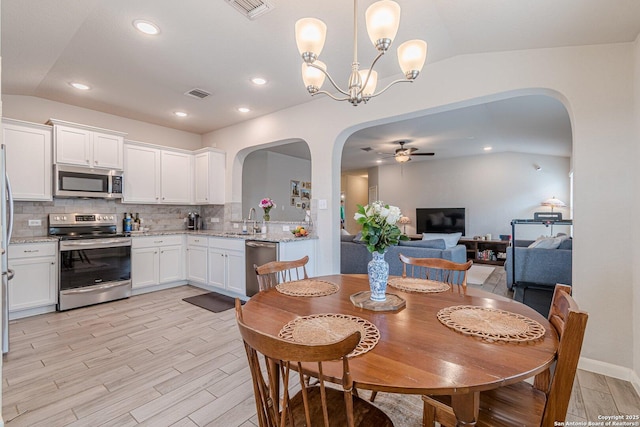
<box><xmin>279</xmin><ymin>238</ymin><xmax>317</xmax><ymax>278</ymax></box>
<box><xmin>208</xmin><ymin>237</ymin><xmax>245</xmax><ymax>296</ymax></box>
<box><xmin>8</xmin><ymin>242</ymin><xmax>57</xmax><ymax>317</ymax></box>
<box><xmin>123</xmin><ymin>142</ymin><xmax>193</xmax><ymax>204</ymax></box>
<box><xmin>2</xmin><ymin>118</ymin><xmax>53</xmax><ymax>201</ymax></box>
<box><xmin>194</xmin><ymin>149</ymin><xmax>225</xmax><ymax>204</ymax></box>
<box><xmin>124</xmin><ymin>143</ymin><xmax>161</xmax><ymax>203</ymax></box>
<box><xmin>161</xmin><ymin>150</ymin><xmax>192</xmax><ymax>204</ymax></box>
<box><xmin>49</xmin><ymin>119</ymin><xmax>126</xmax><ymax>170</ymax></box>
<box><xmin>186</xmin><ymin>236</ymin><xmax>208</xmax><ymax>284</ymax></box>
<box><xmin>132</xmin><ymin>235</ymin><xmax>184</xmax><ymax>289</ymax></box>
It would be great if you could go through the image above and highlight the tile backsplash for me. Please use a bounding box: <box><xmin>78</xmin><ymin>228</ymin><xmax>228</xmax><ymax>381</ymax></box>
<box><xmin>13</xmin><ymin>200</ymin><xmax>226</xmax><ymax>238</ymax></box>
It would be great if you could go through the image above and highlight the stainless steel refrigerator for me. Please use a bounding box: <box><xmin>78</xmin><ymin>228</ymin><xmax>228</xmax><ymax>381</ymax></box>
<box><xmin>1</xmin><ymin>144</ymin><xmax>15</xmax><ymax>354</ymax></box>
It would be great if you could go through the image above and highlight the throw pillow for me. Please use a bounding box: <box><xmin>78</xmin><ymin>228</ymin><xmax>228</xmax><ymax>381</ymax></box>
<box><xmin>399</xmin><ymin>239</ymin><xmax>446</xmax><ymax>250</ymax></box>
<box><xmin>422</xmin><ymin>232</ymin><xmax>462</xmax><ymax>249</ymax></box>
<box><xmin>528</xmin><ymin>236</ymin><xmax>562</xmax><ymax>249</ymax></box>
<box><xmin>353</xmin><ymin>232</ymin><xmax>366</xmax><ymax>244</ymax></box>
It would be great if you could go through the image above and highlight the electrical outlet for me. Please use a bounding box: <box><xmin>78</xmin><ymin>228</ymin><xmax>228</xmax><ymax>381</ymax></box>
<box><xmin>233</xmin><ymin>223</ymin><xmax>239</xmax><ymax>229</ymax></box>
<box><xmin>28</xmin><ymin>219</ymin><xmax>42</xmax><ymax>226</ymax></box>
<box><xmin>319</xmin><ymin>199</ymin><xmax>328</xmax><ymax>209</ymax></box>
<box><xmin>282</xmin><ymin>225</ymin><xmax>290</xmax><ymax>232</ymax></box>
<box><xmin>211</xmin><ymin>217</ymin><xmax>220</xmax><ymax>223</ymax></box>
<box><xmin>183</xmin><ymin>218</ymin><xmax>187</xmax><ymax>223</ymax></box>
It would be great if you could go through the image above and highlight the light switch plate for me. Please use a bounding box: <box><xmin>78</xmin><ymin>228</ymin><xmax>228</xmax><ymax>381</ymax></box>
<box><xmin>282</xmin><ymin>225</ymin><xmax>290</xmax><ymax>231</ymax></box>
<box><xmin>233</xmin><ymin>223</ymin><xmax>239</xmax><ymax>229</ymax></box>
<box><xmin>211</xmin><ymin>217</ymin><xmax>220</xmax><ymax>223</ymax></box>
<box><xmin>318</xmin><ymin>199</ymin><xmax>328</xmax><ymax>209</ymax></box>
<box><xmin>28</xmin><ymin>219</ymin><xmax>42</xmax><ymax>226</ymax></box>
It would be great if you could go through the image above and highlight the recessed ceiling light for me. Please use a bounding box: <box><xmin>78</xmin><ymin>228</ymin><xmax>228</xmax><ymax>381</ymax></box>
<box><xmin>133</xmin><ymin>20</ymin><xmax>160</xmax><ymax>35</ymax></box>
<box><xmin>376</xmin><ymin>159</ymin><xmax>383</xmax><ymax>164</ymax></box>
<box><xmin>69</xmin><ymin>82</ymin><xmax>90</xmax><ymax>90</ymax></box>
<box><xmin>174</xmin><ymin>111</ymin><xmax>188</xmax><ymax>117</ymax></box>
<box><xmin>483</xmin><ymin>146</ymin><xmax>493</xmax><ymax>151</ymax></box>
<box><xmin>251</xmin><ymin>77</ymin><xmax>267</xmax><ymax>85</ymax></box>
<box><xmin>237</xmin><ymin>107</ymin><xmax>251</xmax><ymax>113</ymax></box>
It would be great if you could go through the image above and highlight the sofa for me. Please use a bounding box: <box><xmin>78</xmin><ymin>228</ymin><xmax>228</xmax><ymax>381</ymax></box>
<box><xmin>340</xmin><ymin>234</ymin><xmax>467</xmax><ymax>276</ymax></box>
<box><xmin>505</xmin><ymin>237</ymin><xmax>572</xmax><ymax>315</ymax></box>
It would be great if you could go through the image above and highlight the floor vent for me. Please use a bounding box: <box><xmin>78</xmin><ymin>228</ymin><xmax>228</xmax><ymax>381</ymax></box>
<box><xmin>184</xmin><ymin>88</ymin><xmax>211</xmax><ymax>99</ymax></box>
<box><xmin>226</xmin><ymin>0</ymin><xmax>274</xmax><ymax>20</ymax></box>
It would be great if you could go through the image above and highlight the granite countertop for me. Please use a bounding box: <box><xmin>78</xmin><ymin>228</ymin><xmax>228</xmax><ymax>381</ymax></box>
<box><xmin>9</xmin><ymin>231</ymin><xmax>317</xmax><ymax>245</ymax></box>
<box><xmin>10</xmin><ymin>236</ymin><xmax>60</xmax><ymax>244</ymax></box>
<box><xmin>128</xmin><ymin>229</ymin><xmax>317</xmax><ymax>243</ymax></box>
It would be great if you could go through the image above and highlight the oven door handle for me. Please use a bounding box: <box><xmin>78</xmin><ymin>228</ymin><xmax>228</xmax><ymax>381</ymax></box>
<box><xmin>60</xmin><ymin>239</ymin><xmax>132</xmax><ymax>250</ymax></box>
<box><xmin>61</xmin><ymin>280</ymin><xmax>130</xmax><ymax>294</ymax></box>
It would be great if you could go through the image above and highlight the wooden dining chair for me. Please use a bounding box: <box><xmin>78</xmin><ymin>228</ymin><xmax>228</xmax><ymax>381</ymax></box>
<box><xmin>234</xmin><ymin>299</ymin><xmax>394</xmax><ymax>427</ymax></box>
<box><xmin>422</xmin><ymin>284</ymin><xmax>588</xmax><ymax>427</ymax></box>
<box><xmin>254</xmin><ymin>255</ymin><xmax>309</xmax><ymax>292</ymax></box>
<box><xmin>399</xmin><ymin>253</ymin><xmax>473</xmax><ymax>295</ymax></box>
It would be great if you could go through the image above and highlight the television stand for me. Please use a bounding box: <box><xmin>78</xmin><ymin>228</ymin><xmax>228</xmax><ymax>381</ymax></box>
<box><xmin>459</xmin><ymin>238</ymin><xmax>509</xmax><ymax>266</ymax></box>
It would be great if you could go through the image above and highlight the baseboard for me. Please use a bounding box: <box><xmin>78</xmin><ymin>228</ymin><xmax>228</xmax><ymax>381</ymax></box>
<box><xmin>188</xmin><ymin>282</ymin><xmax>249</xmax><ymax>301</ymax></box>
<box><xmin>131</xmin><ymin>280</ymin><xmax>188</xmax><ymax>296</ymax></box>
<box><xmin>579</xmin><ymin>357</ymin><xmax>640</xmax><ymax>394</ymax></box>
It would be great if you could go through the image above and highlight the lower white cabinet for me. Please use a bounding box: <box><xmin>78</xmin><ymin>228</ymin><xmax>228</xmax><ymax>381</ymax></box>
<box><xmin>186</xmin><ymin>236</ymin><xmax>208</xmax><ymax>284</ymax></box>
<box><xmin>8</xmin><ymin>242</ymin><xmax>57</xmax><ymax>315</ymax></box>
<box><xmin>132</xmin><ymin>235</ymin><xmax>184</xmax><ymax>289</ymax></box>
<box><xmin>208</xmin><ymin>238</ymin><xmax>245</xmax><ymax>296</ymax></box>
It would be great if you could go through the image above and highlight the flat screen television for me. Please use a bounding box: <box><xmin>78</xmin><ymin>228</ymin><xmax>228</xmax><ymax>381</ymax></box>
<box><xmin>416</xmin><ymin>208</ymin><xmax>465</xmax><ymax>235</ymax></box>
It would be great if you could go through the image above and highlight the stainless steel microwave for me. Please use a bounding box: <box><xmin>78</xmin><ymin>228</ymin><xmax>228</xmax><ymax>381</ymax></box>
<box><xmin>54</xmin><ymin>165</ymin><xmax>123</xmax><ymax>198</ymax></box>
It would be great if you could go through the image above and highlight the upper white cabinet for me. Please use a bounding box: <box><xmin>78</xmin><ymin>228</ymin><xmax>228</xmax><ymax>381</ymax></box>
<box><xmin>161</xmin><ymin>150</ymin><xmax>192</xmax><ymax>204</ymax></box>
<box><xmin>124</xmin><ymin>142</ymin><xmax>192</xmax><ymax>204</ymax></box>
<box><xmin>2</xmin><ymin>118</ymin><xmax>53</xmax><ymax>201</ymax></box>
<box><xmin>194</xmin><ymin>149</ymin><xmax>225</xmax><ymax>205</ymax></box>
<box><xmin>124</xmin><ymin>143</ymin><xmax>161</xmax><ymax>203</ymax></box>
<box><xmin>49</xmin><ymin>119</ymin><xmax>126</xmax><ymax>170</ymax></box>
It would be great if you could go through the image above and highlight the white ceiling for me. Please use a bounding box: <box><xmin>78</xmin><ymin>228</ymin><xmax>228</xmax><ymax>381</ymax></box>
<box><xmin>2</xmin><ymin>0</ymin><xmax>639</xmax><ymax>169</ymax></box>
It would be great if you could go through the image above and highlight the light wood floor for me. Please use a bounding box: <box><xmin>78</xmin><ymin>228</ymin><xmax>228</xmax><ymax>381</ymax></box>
<box><xmin>3</xmin><ymin>284</ymin><xmax>640</xmax><ymax>426</ymax></box>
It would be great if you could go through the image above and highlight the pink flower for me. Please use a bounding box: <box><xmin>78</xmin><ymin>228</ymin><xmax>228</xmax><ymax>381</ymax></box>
<box><xmin>259</xmin><ymin>198</ymin><xmax>276</xmax><ymax>209</ymax></box>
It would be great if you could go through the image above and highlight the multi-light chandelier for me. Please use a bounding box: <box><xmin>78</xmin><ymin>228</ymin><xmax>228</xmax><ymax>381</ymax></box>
<box><xmin>294</xmin><ymin>0</ymin><xmax>427</xmax><ymax>106</ymax></box>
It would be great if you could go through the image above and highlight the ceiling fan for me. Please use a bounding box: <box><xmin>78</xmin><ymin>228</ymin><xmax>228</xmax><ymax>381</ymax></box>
<box><xmin>382</xmin><ymin>141</ymin><xmax>435</xmax><ymax>163</ymax></box>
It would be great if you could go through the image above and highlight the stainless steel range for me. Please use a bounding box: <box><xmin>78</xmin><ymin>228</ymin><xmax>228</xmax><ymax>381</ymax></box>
<box><xmin>49</xmin><ymin>213</ymin><xmax>131</xmax><ymax>311</ymax></box>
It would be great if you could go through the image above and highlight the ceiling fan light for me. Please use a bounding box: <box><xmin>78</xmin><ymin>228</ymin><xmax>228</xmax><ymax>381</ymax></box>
<box><xmin>358</xmin><ymin>69</ymin><xmax>378</xmax><ymax>97</ymax></box>
<box><xmin>395</xmin><ymin>153</ymin><xmax>411</xmax><ymax>163</ymax></box>
<box><xmin>366</xmin><ymin>0</ymin><xmax>401</xmax><ymax>51</ymax></box>
<box><xmin>397</xmin><ymin>39</ymin><xmax>427</xmax><ymax>79</ymax></box>
<box><xmin>302</xmin><ymin>61</ymin><xmax>326</xmax><ymax>92</ymax></box>
<box><xmin>295</xmin><ymin>18</ymin><xmax>327</xmax><ymax>61</ymax></box>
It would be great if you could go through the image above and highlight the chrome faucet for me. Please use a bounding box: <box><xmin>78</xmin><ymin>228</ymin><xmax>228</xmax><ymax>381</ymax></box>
<box><xmin>247</xmin><ymin>208</ymin><xmax>258</xmax><ymax>234</ymax></box>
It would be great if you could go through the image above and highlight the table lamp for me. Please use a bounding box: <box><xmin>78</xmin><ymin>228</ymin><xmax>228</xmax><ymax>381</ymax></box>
<box><xmin>540</xmin><ymin>196</ymin><xmax>566</xmax><ymax>212</ymax></box>
<box><xmin>398</xmin><ymin>216</ymin><xmax>411</xmax><ymax>234</ymax></box>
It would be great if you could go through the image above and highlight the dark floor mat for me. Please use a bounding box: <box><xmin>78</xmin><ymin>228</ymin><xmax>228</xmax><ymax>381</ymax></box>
<box><xmin>182</xmin><ymin>292</ymin><xmax>240</xmax><ymax>313</ymax></box>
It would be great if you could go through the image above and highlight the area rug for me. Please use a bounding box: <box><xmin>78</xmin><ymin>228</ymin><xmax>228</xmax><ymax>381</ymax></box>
<box><xmin>182</xmin><ymin>292</ymin><xmax>239</xmax><ymax>313</ymax></box>
<box><xmin>467</xmin><ymin>264</ymin><xmax>495</xmax><ymax>285</ymax></box>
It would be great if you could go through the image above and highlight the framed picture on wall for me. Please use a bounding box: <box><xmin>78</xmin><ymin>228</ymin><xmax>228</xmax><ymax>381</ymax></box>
<box><xmin>300</xmin><ymin>188</ymin><xmax>310</xmax><ymax>200</ymax></box>
<box><xmin>368</xmin><ymin>186</ymin><xmax>378</xmax><ymax>204</ymax></box>
<box><xmin>296</xmin><ymin>202</ymin><xmax>302</xmax><ymax>208</ymax></box>
<box><xmin>302</xmin><ymin>181</ymin><xmax>311</xmax><ymax>190</ymax></box>
<box><xmin>290</xmin><ymin>197</ymin><xmax>298</xmax><ymax>206</ymax></box>
<box><xmin>301</xmin><ymin>201</ymin><xmax>307</xmax><ymax>209</ymax></box>
<box><xmin>291</xmin><ymin>180</ymin><xmax>300</xmax><ymax>197</ymax></box>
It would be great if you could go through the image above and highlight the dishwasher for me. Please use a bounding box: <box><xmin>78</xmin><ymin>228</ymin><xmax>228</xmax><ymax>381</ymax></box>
<box><xmin>245</xmin><ymin>240</ymin><xmax>278</xmax><ymax>296</ymax></box>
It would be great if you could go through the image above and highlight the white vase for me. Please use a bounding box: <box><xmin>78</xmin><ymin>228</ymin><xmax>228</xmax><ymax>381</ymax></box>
<box><xmin>368</xmin><ymin>250</ymin><xmax>389</xmax><ymax>302</ymax></box>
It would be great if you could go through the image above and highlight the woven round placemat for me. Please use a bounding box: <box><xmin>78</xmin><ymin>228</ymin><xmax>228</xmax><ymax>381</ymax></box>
<box><xmin>437</xmin><ymin>305</ymin><xmax>546</xmax><ymax>343</ymax></box>
<box><xmin>275</xmin><ymin>279</ymin><xmax>339</xmax><ymax>297</ymax></box>
<box><xmin>388</xmin><ymin>277</ymin><xmax>450</xmax><ymax>293</ymax></box>
<box><xmin>279</xmin><ymin>313</ymin><xmax>380</xmax><ymax>357</ymax></box>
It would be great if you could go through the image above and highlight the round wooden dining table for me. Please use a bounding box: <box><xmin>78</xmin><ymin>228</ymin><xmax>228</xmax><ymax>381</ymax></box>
<box><xmin>241</xmin><ymin>274</ymin><xmax>559</xmax><ymax>426</ymax></box>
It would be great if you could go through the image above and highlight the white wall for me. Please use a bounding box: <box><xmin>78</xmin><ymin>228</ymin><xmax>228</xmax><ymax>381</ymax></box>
<box><xmin>377</xmin><ymin>152</ymin><xmax>571</xmax><ymax>240</ymax></box>
<box><xmin>2</xmin><ymin>95</ymin><xmax>202</xmax><ymax>150</ymax></box>
<box><xmin>242</xmin><ymin>151</ymin><xmax>311</xmax><ymax>221</ymax></box>
<box><xmin>202</xmin><ymin>42</ymin><xmax>638</xmax><ymax>378</ymax></box>
<box><xmin>633</xmin><ymin>34</ymin><xmax>640</xmax><ymax>386</ymax></box>
<box><xmin>342</xmin><ymin>174</ymin><xmax>368</xmax><ymax>234</ymax></box>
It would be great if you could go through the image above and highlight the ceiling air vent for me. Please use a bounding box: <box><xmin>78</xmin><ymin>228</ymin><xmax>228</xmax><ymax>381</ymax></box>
<box><xmin>226</xmin><ymin>0</ymin><xmax>274</xmax><ymax>20</ymax></box>
<box><xmin>184</xmin><ymin>88</ymin><xmax>211</xmax><ymax>99</ymax></box>
<box><xmin>361</xmin><ymin>147</ymin><xmax>374</xmax><ymax>152</ymax></box>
